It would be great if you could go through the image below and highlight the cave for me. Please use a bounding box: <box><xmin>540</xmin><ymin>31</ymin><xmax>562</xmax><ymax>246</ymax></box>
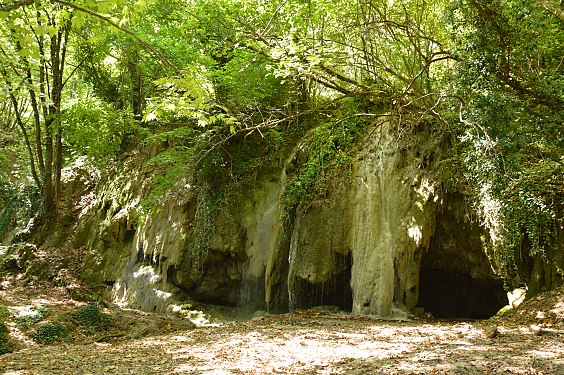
<box><xmin>417</xmin><ymin>195</ymin><xmax>509</xmax><ymax>319</ymax></box>
<box><xmin>288</xmin><ymin>252</ymin><xmax>353</xmax><ymax>312</ymax></box>
<box><xmin>289</xmin><ymin>273</ymin><xmax>353</xmax><ymax>312</ymax></box>
<box><xmin>418</xmin><ymin>267</ymin><xmax>507</xmax><ymax>319</ymax></box>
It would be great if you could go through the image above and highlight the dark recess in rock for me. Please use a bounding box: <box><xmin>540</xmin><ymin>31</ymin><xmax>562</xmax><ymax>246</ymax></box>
<box><xmin>289</xmin><ymin>252</ymin><xmax>353</xmax><ymax>311</ymax></box>
<box><xmin>418</xmin><ymin>267</ymin><xmax>507</xmax><ymax>319</ymax></box>
<box><xmin>418</xmin><ymin>195</ymin><xmax>509</xmax><ymax>319</ymax></box>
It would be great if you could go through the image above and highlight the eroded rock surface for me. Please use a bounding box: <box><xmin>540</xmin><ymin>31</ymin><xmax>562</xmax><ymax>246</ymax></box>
<box><xmin>43</xmin><ymin>122</ymin><xmax>508</xmax><ymax>318</ymax></box>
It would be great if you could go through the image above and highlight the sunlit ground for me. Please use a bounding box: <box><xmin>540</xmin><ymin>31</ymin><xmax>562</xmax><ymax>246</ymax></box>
<box><xmin>163</xmin><ymin>318</ymin><xmax>563</xmax><ymax>374</ymax></box>
<box><xmin>2</xmin><ymin>313</ymin><xmax>563</xmax><ymax>374</ymax></box>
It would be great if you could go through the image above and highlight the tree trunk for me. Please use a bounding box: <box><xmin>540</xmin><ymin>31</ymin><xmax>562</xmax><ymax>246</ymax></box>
<box><xmin>43</xmin><ymin>115</ymin><xmax>55</xmax><ymax>213</ymax></box>
<box><xmin>128</xmin><ymin>47</ymin><xmax>143</xmax><ymax>120</ymax></box>
<box><xmin>55</xmin><ymin>128</ymin><xmax>63</xmax><ymax>204</ymax></box>
<box><xmin>26</xmin><ymin>67</ymin><xmax>45</xmax><ymax>177</ymax></box>
<box><xmin>8</xmin><ymin>92</ymin><xmax>41</xmax><ymax>189</ymax></box>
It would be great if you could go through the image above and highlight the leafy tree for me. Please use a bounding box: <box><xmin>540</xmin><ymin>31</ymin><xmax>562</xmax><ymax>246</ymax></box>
<box><xmin>445</xmin><ymin>0</ymin><xmax>564</xmax><ymax>284</ymax></box>
<box><xmin>0</xmin><ymin>0</ymin><xmax>181</xmax><ymax>216</ymax></box>
<box><xmin>0</xmin><ymin>1</ymin><xmax>74</xmax><ymax>212</ymax></box>
<box><xmin>189</xmin><ymin>0</ymin><xmax>452</xmax><ymax>108</ymax></box>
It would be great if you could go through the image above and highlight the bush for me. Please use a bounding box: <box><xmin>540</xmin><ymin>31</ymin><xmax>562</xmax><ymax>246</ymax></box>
<box><xmin>0</xmin><ymin>306</ymin><xmax>11</xmax><ymax>318</ymax></box>
<box><xmin>0</xmin><ymin>321</ymin><xmax>13</xmax><ymax>355</ymax></box>
<box><xmin>72</xmin><ymin>304</ymin><xmax>110</xmax><ymax>329</ymax></box>
<box><xmin>0</xmin><ymin>185</ymin><xmax>40</xmax><ymax>240</ymax></box>
<box><xmin>29</xmin><ymin>322</ymin><xmax>68</xmax><ymax>344</ymax></box>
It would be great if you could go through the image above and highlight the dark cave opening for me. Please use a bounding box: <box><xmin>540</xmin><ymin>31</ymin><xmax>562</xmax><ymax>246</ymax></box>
<box><xmin>418</xmin><ymin>267</ymin><xmax>508</xmax><ymax>319</ymax></box>
<box><xmin>289</xmin><ymin>274</ymin><xmax>353</xmax><ymax>312</ymax></box>
<box><xmin>289</xmin><ymin>252</ymin><xmax>353</xmax><ymax>312</ymax></box>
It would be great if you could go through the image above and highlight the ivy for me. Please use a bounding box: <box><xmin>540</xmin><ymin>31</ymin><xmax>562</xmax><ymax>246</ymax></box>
<box><xmin>283</xmin><ymin>114</ymin><xmax>372</xmax><ymax>210</ymax></box>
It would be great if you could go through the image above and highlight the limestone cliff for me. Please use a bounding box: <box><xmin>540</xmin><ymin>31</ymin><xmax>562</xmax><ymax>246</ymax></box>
<box><xmin>50</xmin><ymin>120</ymin><xmax>508</xmax><ymax>318</ymax></box>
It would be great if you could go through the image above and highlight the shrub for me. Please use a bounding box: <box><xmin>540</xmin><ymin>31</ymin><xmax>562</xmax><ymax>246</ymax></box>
<box><xmin>72</xmin><ymin>304</ymin><xmax>110</xmax><ymax>329</ymax></box>
<box><xmin>29</xmin><ymin>322</ymin><xmax>68</xmax><ymax>344</ymax></box>
<box><xmin>0</xmin><ymin>321</ymin><xmax>13</xmax><ymax>355</ymax></box>
<box><xmin>0</xmin><ymin>306</ymin><xmax>11</xmax><ymax>318</ymax></box>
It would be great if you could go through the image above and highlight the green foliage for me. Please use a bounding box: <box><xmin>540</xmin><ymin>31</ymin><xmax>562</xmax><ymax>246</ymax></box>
<box><xmin>0</xmin><ymin>185</ymin><xmax>40</xmax><ymax>240</ymax></box>
<box><xmin>0</xmin><ymin>306</ymin><xmax>11</xmax><ymax>318</ymax></box>
<box><xmin>211</xmin><ymin>50</ymin><xmax>287</xmax><ymax>111</ymax></box>
<box><xmin>444</xmin><ymin>0</ymin><xmax>564</xmax><ymax>282</ymax></box>
<box><xmin>0</xmin><ymin>153</ymin><xmax>8</xmax><ymax>173</ymax></box>
<box><xmin>29</xmin><ymin>321</ymin><xmax>68</xmax><ymax>344</ymax></box>
<box><xmin>283</xmin><ymin>114</ymin><xmax>371</xmax><ymax>209</ymax></box>
<box><xmin>62</xmin><ymin>96</ymin><xmax>141</xmax><ymax>166</ymax></box>
<box><xmin>71</xmin><ymin>304</ymin><xmax>110</xmax><ymax>329</ymax></box>
<box><xmin>15</xmin><ymin>306</ymin><xmax>50</xmax><ymax>327</ymax></box>
<box><xmin>142</xmin><ymin>73</ymin><xmax>226</xmax><ymax>125</ymax></box>
<box><xmin>140</xmin><ymin>128</ymin><xmax>199</xmax><ymax>212</ymax></box>
<box><xmin>0</xmin><ymin>320</ymin><xmax>12</xmax><ymax>355</ymax></box>
<box><xmin>142</xmin><ymin>165</ymin><xmax>188</xmax><ymax>212</ymax></box>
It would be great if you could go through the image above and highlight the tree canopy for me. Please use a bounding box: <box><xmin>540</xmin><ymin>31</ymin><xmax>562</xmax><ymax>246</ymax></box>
<box><xmin>0</xmin><ymin>0</ymin><xmax>562</xmax><ymax>286</ymax></box>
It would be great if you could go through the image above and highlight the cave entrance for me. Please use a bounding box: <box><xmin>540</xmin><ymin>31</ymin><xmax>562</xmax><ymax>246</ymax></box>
<box><xmin>289</xmin><ymin>273</ymin><xmax>353</xmax><ymax>312</ymax></box>
<box><xmin>288</xmin><ymin>252</ymin><xmax>353</xmax><ymax>312</ymax></box>
<box><xmin>418</xmin><ymin>267</ymin><xmax>508</xmax><ymax>319</ymax></box>
<box><xmin>418</xmin><ymin>194</ymin><xmax>509</xmax><ymax>319</ymax></box>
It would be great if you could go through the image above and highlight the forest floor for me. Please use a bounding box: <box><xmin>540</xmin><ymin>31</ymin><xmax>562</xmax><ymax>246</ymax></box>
<box><xmin>1</xmin><ymin>280</ymin><xmax>564</xmax><ymax>375</ymax></box>
<box><xmin>1</xmin><ymin>244</ymin><xmax>564</xmax><ymax>375</ymax></box>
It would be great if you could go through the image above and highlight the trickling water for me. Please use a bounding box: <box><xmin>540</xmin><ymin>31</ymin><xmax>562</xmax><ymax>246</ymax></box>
<box><xmin>237</xmin><ymin>158</ymin><xmax>292</xmax><ymax>315</ymax></box>
<box><xmin>288</xmin><ymin>290</ymin><xmax>296</xmax><ymax>312</ymax></box>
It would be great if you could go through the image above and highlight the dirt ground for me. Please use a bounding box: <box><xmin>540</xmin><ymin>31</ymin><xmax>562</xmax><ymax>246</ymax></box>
<box><xmin>1</xmin><ymin>244</ymin><xmax>564</xmax><ymax>375</ymax></box>
<box><xmin>1</xmin><ymin>281</ymin><xmax>564</xmax><ymax>375</ymax></box>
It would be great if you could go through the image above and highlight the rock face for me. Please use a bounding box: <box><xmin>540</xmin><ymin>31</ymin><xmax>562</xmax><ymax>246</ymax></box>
<box><xmin>62</xmin><ymin>122</ymin><xmax>507</xmax><ymax>318</ymax></box>
<box><xmin>286</xmin><ymin>124</ymin><xmax>437</xmax><ymax>317</ymax></box>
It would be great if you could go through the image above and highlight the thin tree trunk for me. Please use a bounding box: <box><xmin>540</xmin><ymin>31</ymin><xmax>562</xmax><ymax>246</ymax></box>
<box><xmin>43</xmin><ymin>113</ymin><xmax>54</xmax><ymax>212</ymax></box>
<box><xmin>52</xmin><ymin>17</ymin><xmax>71</xmax><ymax>204</ymax></box>
<box><xmin>26</xmin><ymin>67</ymin><xmax>45</xmax><ymax>177</ymax></box>
<box><xmin>55</xmin><ymin>128</ymin><xmax>62</xmax><ymax>203</ymax></box>
<box><xmin>9</xmin><ymin>93</ymin><xmax>41</xmax><ymax>189</ymax></box>
<box><xmin>128</xmin><ymin>49</ymin><xmax>143</xmax><ymax>119</ymax></box>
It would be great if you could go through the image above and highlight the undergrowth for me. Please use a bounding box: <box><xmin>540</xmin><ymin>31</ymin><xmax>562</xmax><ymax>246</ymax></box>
<box><xmin>0</xmin><ymin>320</ymin><xmax>12</xmax><ymax>354</ymax></box>
<box><xmin>29</xmin><ymin>321</ymin><xmax>68</xmax><ymax>344</ymax></box>
<box><xmin>71</xmin><ymin>304</ymin><xmax>110</xmax><ymax>330</ymax></box>
<box><xmin>0</xmin><ymin>185</ymin><xmax>40</xmax><ymax>241</ymax></box>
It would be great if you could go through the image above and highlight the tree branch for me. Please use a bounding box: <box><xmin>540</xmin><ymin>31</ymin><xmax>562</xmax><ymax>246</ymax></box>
<box><xmin>0</xmin><ymin>0</ymin><xmax>33</xmax><ymax>12</ymax></box>
<box><xmin>52</xmin><ymin>0</ymin><xmax>182</xmax><ymax>76</ymax></box>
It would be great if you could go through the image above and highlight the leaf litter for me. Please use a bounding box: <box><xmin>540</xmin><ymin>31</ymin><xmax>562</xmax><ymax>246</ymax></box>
<box><xmin>1</xmin><ymin>282</ymin><xmax>564</xmax><ymax>374</ymax></box>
